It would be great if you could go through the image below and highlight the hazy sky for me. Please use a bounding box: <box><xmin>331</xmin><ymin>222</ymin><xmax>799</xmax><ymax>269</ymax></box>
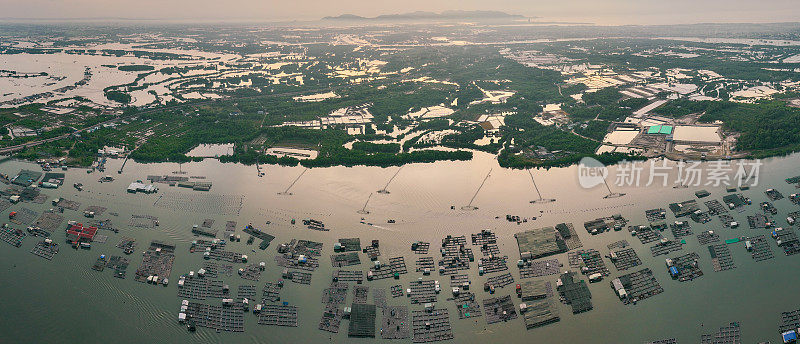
<box><xmin>1</xmin><ymin>0</ymin><xmax>799</xmax><ymax>25</ymax></box>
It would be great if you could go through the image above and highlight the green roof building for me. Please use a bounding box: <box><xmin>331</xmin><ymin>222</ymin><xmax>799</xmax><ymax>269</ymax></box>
<box><xmin>647</xmin><ymin>125</ymin><xmax>673</xmax><ymax>135</ymax></box>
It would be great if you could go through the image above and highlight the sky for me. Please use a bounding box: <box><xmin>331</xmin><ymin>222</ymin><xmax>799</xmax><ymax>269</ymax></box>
<box><xmin>1</xmin><ymin>0</ymin><xmax>799</xmax><ymax>25</ymax></box>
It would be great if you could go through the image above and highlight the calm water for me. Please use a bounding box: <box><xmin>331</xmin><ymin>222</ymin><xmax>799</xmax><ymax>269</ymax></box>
<box><xmin>1</xmin><ymin>151</ymin><xmax>800</xmax><ymax>343</ymax></box>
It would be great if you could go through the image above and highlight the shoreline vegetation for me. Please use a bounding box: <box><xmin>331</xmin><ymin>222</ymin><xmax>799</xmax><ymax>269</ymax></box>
<box><xmin>11</xmin><ymin>95</ymin><xmax>800</xmax><ymax>170</ymax></box>
<box><xmin>3</xmin><ymin>29</ymin><xmax>800</xmax><ymax>170</ymax></box>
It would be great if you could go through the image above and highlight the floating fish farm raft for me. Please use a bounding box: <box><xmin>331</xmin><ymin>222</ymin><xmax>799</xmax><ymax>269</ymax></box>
<box><xmin>238</xmin><ymin>264</ymin><xmax>262</xmax><ymax>281</ymax></box>
<box><xmin>609</xmin><ymin>247</ymin><xmax>642</xmax><ymax>271</ymax></box>
<box><xmin>708</xmin><ymin>244</ymin><xmax>736</xmax><ymax>272</ymax></box>
<box><xmin>697</xmin><ymin>231</ymin><xmax>721</xmax><ymax>245</ymax></box>
<box><xmin>483</xmin><ymin>295</ymin><xmax>517</xmax><ymax>324</ymax></box>
<box><xmin>106</xmin><ymin>256</ymin><xmax>129</xmax><ymax>278</ymax></box>
<box><xmin>348</xmin><ymin>303</ymin><xmax>376</xmax><ymax>338</ymax></box>
<box><xmin>515</xmin><ymin>226</ymin><xmax>568</xmax><ymax>260</ymax></box>
<box><xmin>332</xmin><ymin>270</ymin><xmax>363</xmax><ymax>283</ymax></box>
<box><xmin>303</xmin><ymin>219</ymin><xmax>326</xmax><ymax>231</ymax></box>
<box><xmin>258</xmin><ymin>304</ymin><xmax>298</xmax><ymax>327</ymax></box>
<box><xmin>178</xmin><ymin>278</ymin><xmax>227</xmax><ymax>300</ymax></box>
<box><xmin>353</xmin><ymin>285</ymin><xmax>369</xmax><ymax>304</ymax></box>
<box><xmin>451</xmin><ymin>292</ymin><xmax>481</xmax><ymax>319</ymax></box>
<box><xmin>55</xmin><ymin>198</ymin><xmax>81</xmax><ymax>211</ymax></box>
<box><xmin>700</xmin><ymin>322</ymin><xmax>741</xmax><ymax>344</ymax></box>
<box><xmin>336</xmin><ymin>238</ymin><xmax>361</xmax><ymax>252</ymax></box>
<box><xmin>486</xmin><ymin>272</ymin><xmax>514</xmax><ymax>289</ymax></box>
<box><xmin>780</xmin><ymin>308</ymin><xmax>800</xmax><ymax>339</ymax></box>
<box><xmin>242</xmin><ymin>225</ymin><xmax>274</xmax><ymax>250</ymax></box>
<box><xmin>30</xmin><ymin>239</ymin><xmax>58</xmax><ymax>260</ymax></box>
<box><xmin>278</xmin><ymin>239</ymin><xmax>323</xmax><ymax>257</ymax></box>
<box><xmin>629</xmin><ymin>225</ymin><xmax>664</xmax><ymax>245</ymax></box>
<box><xmin>224</xmin><ymin>221</ymin><xmax>236</xmax><ymax>234</ymax></box>
<box><xmin>184</xmin><ymin>301</ymin><xmax>245</xmax><ymax>332</ymax></box>
<box><xmin>762</xmin><ymin>201</ymin><xmax>778</xmax><ymax>215</ymax></box>
<box><xmin>471</xmin><ymin>229</ymin><xmax>496</xmax><ymax>246</ymax></box>
<box><xmin>584</xmin><ymin>214</ymin><xmax>628</xmax><ymax>234</ymax></box>
<box><xmin>129</xmin><ymin>214</ymin><xmax>158</xmax><ymax>228</ymax></box>
<box><xmin>556</xmin><ymin>271</ymin><xmax>592</xmax><ymax>314</ymax></box>
<box><xmin>449</xmin><ymin>274</ymin><xmax>470</xmax><ymax>287</ymax></box>
<box><xmin>84</xmin><ymin>205</ymin><xmax>107</xmax><ymax>216</ymax></box>
<box><xmin>33</xmin><ymin>212</ymin><xmax>64</xmax><ymax>233</ymax></box>
<box><xmin>318</xmin><ymin>305</ymin><xmax>344</xmax><ymax>333</ymax></box>
<box><xmin>689</xmin><ymin>210</ymin><xmax>712</xmax><ymax>224</ymax></box>
<box><xmin>717</xmin><ymin>214</ymin><xmax>737</xmax><ymax>228</ymax></box>
<box><xmin>651</xmin><ymin>239</ymin><xmax>685</xmax><ymax>257</ymax></box>
<box><xmin>191</xmin><ymin>225</ymin><xmax>217</xmax><ymax>238</ymax></box>
<box><xmin>668</xmin><ymin>252</ymin><xmax>703</xmax><ymax>282</ymax></box>
<box><xmin>411</xmin><ymin>308</ymin><xmax>453</xmax><ymax>343</ymax></box>
<box><xmin>766</xmin><ymin>188</ymin><xmax>784</xmax><ymax>201</ymax></box>
<box><xmin>373</xmin><ymin>288</ymin><xmax>387</xmax><ymax>309</ymax></box>
<box><xmin>472</xmin><ymin>230</ymin><xmax>501</xmax><ymax>256</ymax></box>
<box><xmin>275</xmin><ymin>253</ymin><xmax>318</xmax><ymax>272</ymax></box>
<box><xmin>645</xmin><ymin>208</ymin><xmax>667</xmax><ymax>222</ymax></box>
<box><xmin>772</xmin><ymin>228</ymin><xmax>800</xmax><ymax>255</ymax></box>
<box><xmin>669</xmin><ymin>200</ymin><xmax>700</xmax><ymax>218</ymax></box>
<box><xmin>11</xmin><ymin>207</ymin><xmax>38</xmax><ymax>225</ymax></box>
<box><xmin>647</xmin><ymin>338</ymin><xmax>677</xmax><ymax>344</ymax></box>
<box><xmin>286</xmin><ymin>270</ymin><xmax>312</xmax><ymax>285</ymax></box>
<box><xmin>262</xmin><ymin>282</ymin><xmax>282</xmax><ymax>302</ymax></box>
<box><xmin>134</xmin><ymin>241</ymin><xmax>175</xmax><ymax>284</ymax></box>
<box><xmin>390</xmin><ymin>285</ymin><xmax>404</xmax><ymax>298</ymax></box>
<box><xmin>607</xmin><ymin>240</ymin><xmax>629</xmax><ymax>250</ymax></box>
<box><xmin>438</xmin><ymin>235</ymin><xmax>472</xmax><ymax>275</ymax></box>
<box><xmin>416</xmin><ymin>257</ymin><xmax>434</xmax><ymax>272</ymax></box>
<box><xmin>523</xmin><ymin>300</ymin><xmax>560</xmax><ymax>330</ymax></box>
<box><xmin>322</xmin><ymin>282</ymin><xmax>348</xmax><ymax>305</ymax></box>
<box><xmin>92</xmin><ymin>255</ymin><xmax>107</xmax><ymax>271</ymax></box>
<box><xmin>331</xmin><ymin>252</ymin><xmax>361</xmax><ymax>267</ymax></box>
<box><xmin>518</xmin><ymin>280</ymin><xmax>553</xmax><ymax>301</ymax></box>
<box><xmin>744</xmin><ymin>235</ymin><xmax>774</xmax><ymax>261</ymax></box>
<box><xmin>722</xmin><ymin>193</ymin><xmax>749</xmax><ymax>212</ymax></box>
<box><xmin>0</xmin><ymin>226</ymin><xmax>26</xmax><ymax>247</ymax></box>
<box><xmin>478</xmin><ymin>256</ymin><xmax>508</xmax><ymax>274</ymax></box>
<box><xmin>670</xmin><ymin>221</ymin><xmax>693</xmax><ymax>238</ymax></box>
<box><xmin>381</xmin><ymin>306</ymin><xmax>410</xmax><ymax>339</ymax></box>
<box><xmin>411</xmin><ymin>241</ymin><xmax>430</xmax><ymax>254</ymax></box>
<box><xmin>519</xmin><ymin>258</ymin><xmax>561</xmax><ymax>279</ymax></box>
<box><xmin>236</xmin><ymin>285</ymin><xmax>257</xmax><ymax>300</ymax></box>
<box><xmin>363</xmin><ymin>241</ymin><xmax>381</xmax><ymax>260</ymax></box>
<box><xmin>568</xmin><ymin>249</ymin><xmax>610</xmax><ymax>276</ymax></box>
<box><xmin>10</xmin><ymin>169</ymin><xmax>42</xmax><ymax>186</ymax></box>
<box><xmin>704</xmin><ymin>200</ymin><xmax>728</xmax><ymax>215</ymax></box>
<box><xmin>409</xmin><ymin>280</ymin><xmax>438</xmax><ymax>304</ymax></box>
<box><xmin>191</xmin><ymin>239</ymin><xmax>225</xmax><ymax>253</ymax></box>
<box><xmin>555</xmin><ymin>223</ymin><xmax>583</xmax><ymax>250</ymax></box>
<box><xmin>368</xmin><ymin>257</ymin><xmax>407</xmax><ymax>280</ymax></box>
<box><xmin>194</xmin><ymin>265</ymin><xmax>225</xmax><ymax>283</ymax></box>
<box><xmin>611</xmin><ymin>268</ymin><xmax>663</xmax><ymax>305</ymax></box>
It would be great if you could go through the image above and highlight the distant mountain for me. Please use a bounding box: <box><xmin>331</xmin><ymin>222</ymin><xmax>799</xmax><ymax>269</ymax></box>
<box><xmin>322</xmin><ymin>14</ymin><xmax>367</xmax><ymax>21</ymax></box>
<box><xmin>322</xmin><ymin>10</ymin><xmax>524</xmax><ymax>22</ymax></box>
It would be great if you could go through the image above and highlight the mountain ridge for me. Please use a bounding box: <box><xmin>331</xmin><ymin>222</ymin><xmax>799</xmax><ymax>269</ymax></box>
<box><xmin>322</xmin><ymin>10</ymin><xmax>525</xmax><ymax>21</ymax></box>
